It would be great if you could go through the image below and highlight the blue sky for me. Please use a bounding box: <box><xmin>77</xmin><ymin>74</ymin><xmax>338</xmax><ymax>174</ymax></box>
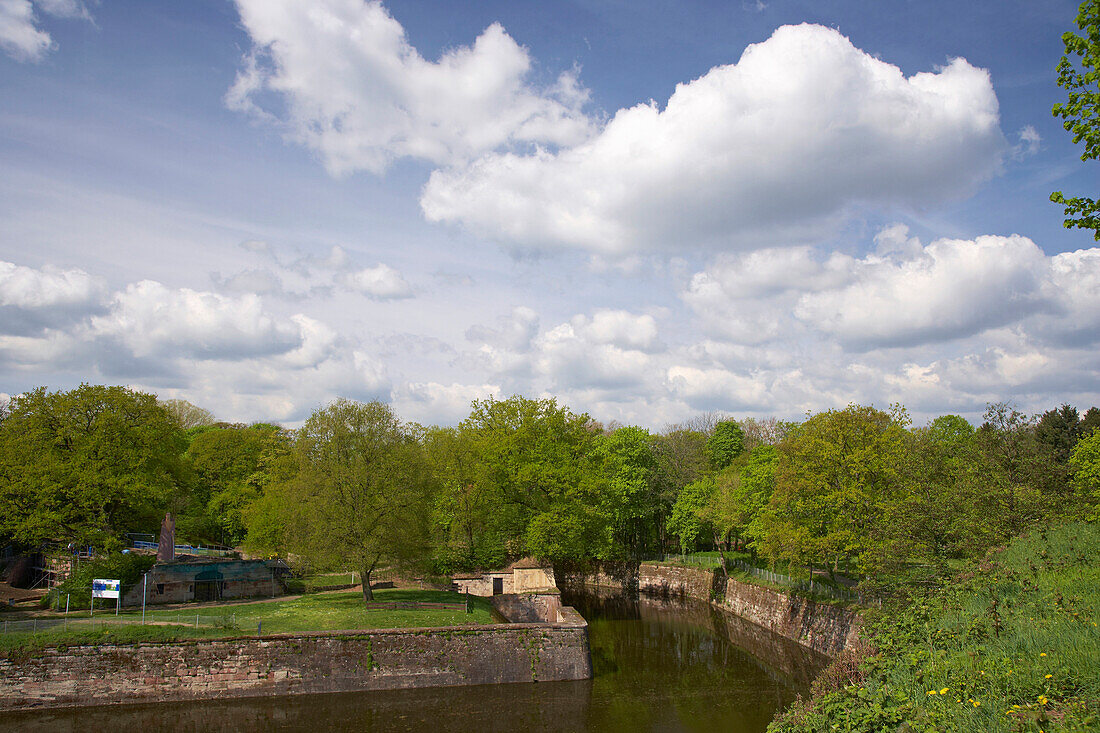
<box><xmin>0</xmin><ymin>0</ymin><xmax>1097</xmax><ymax>427</ymax></box>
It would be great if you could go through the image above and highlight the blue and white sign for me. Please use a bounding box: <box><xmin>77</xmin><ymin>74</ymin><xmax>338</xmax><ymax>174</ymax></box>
<box><xmin>92</xmin><ymin>578</ymin><xmax>121</xmax><ymax>599</ymax></box>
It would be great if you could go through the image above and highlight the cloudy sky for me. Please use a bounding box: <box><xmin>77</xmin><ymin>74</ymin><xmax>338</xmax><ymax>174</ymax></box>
<box><xmin>1</xmin><ymin>0</ymin><xmax>1097</xmax><ymax>427</ymax></box>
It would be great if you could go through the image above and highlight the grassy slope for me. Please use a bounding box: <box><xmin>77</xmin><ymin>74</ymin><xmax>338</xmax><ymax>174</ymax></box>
<box><xmin>770</xmin><ymin>523</ymin><xmax>1100</xmax><ymax>732</ymax></box>
<box><xmin>0</xmin><ymin>588</ymin><xmax>496</xmax><ymax>659</ymax></box>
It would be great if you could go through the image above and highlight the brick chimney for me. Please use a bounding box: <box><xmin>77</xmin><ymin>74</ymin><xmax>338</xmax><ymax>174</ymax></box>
<box><xmin>157</xmin><ymin>512</ymin><xmax>175</xmax><ymax>562</ymax></box>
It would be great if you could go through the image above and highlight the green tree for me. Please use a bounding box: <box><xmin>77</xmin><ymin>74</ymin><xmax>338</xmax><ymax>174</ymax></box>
<box><xmin>460</xmin><ymin>395</ymin><xmax>600</xmax><ymax>563</ymax></box>
<box><xmin>1051</xmin><ymin>0</ymin><xmax>1100</xmax><ymax>238</ymax></box>
<box><xmin>184</xmin><ymin>424</ymin><xmax>288</xmax><ymax>546</ymax></box>
<box><xmin>266</xmin><ymin>399</ymin><xmax>433</xmax><ymax>601</ymax></box>
<box><xmin>652</xmin><ymin>427</ymin><xmax>708</xmax><ymax>551</ymax></box>
<box><xmin>666</xmin><ymin>477</ymin><xmax>714</xmax><ymax>555</ymax></box>
<box><xmin>707</xmin><ymin>420</ymin><xmax>745</xmax><ymax>470</ymax></box>
<box><xmin>423</xmin><ymin>425</ymin><xmax>500</xmax><ymax>571</ymax></box>
<box><xmin>1036</xmin><ymin>403</ymin><xmax>1083</xmax><ymax>462</ymax></box>
<box><xmin>758</xmin><ymin>405</ymin><xmax>910</xmax><ymax>579</ymax></box>
<box><xmin>159</xmin><ymin>398</ymin><xmax>216</xmax><ymax>431</ymax></box>
<box><xmin>592</xmin><ymin>426</ymin><xmax>662</xmax><ymax>561</ymax></box>
<box><xmin>0</xmin><ymin>384</ymin><xmax>186</xmax><ymax>547</ymax></box>
<box><xmin>1068</xmin><ymin>429</ymin><xmax>1100</xmax><ymax>520</ymax></box>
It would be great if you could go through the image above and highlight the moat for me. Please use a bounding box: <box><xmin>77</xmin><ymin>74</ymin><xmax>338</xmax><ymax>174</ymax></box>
<box><xmin>0</xmin><ymin>591</ymin><xmax>828</xmax><ymax>732</ymax></box>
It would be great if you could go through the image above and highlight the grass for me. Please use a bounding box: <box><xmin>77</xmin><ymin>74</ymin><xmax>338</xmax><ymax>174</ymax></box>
<box><xmin>770</xmin><ymin>522</ymin><xmax>1100</xmax><ymax>732</ymax></box>
<box><xmin>0</xmin><ymin>588</ymin><xmax>497</xmax><ymax>658</ymax></box>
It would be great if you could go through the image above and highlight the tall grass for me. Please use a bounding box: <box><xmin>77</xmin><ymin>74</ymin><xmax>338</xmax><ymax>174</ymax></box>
<box><xmin>771</xmin><ymin>523</ymin><xmax>1100</xmax><ymax>732</ymax></box>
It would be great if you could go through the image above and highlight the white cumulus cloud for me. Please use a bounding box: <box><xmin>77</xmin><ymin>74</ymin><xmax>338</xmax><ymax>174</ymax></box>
<box><xmin>422</xmin><ymin>23</ymin><xmax>1005</xmax><ymax>254</ymax></box>
<box><xmin>338</xmin><ymin>263</ymin><xmax>414</xmax><ymax>300</ymax></box>
<box><xmin>91</xmin><ymin>281</ymin><xmax>303</xmax><ymax>360</ymax></box>
<box><xmin>228</xmin><ymin>0</ymin><xmax>592</xmax><ymax>175</ymax></box>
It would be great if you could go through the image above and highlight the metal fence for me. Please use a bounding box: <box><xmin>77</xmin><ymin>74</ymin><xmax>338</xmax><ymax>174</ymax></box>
<box><xmin>644</xmin><ymin>553</ymin><xmax>878</xmax><ymax>605</ymax></box>
<box><xmin>0</xmin><ymin>611</ymin><xmax>261</xmax><ymax>633</ymax></box>
<box><xmin>0</xmin><ymin>612</ymin><xmax>263</xmax><ymax>636</ymax></box>
<box><xmin>725</xmin><ymin>559</ymin><xmax>879</xmax><ymax>605</ymax></box>
<box><xmin>130</xmin><ymin>541</ymin><xmax>233</xmax><ymax>557</ymax></box>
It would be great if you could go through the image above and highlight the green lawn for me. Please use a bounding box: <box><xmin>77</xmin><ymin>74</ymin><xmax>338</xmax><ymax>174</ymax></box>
<box><xmin>0</xmin><ymin>588</ymin><xmax>497</xmax><ymax>658</ymax></box>
<box><xmin>143</xmin><ymin>588</ymin><xmax>496</xmax><ymax>634</ymax></box>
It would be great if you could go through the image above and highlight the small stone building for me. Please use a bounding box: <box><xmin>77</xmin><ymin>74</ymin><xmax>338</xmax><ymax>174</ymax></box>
<box><xmin>452</xmin><ymin>557</ymin><xmax>556</xmax><ymax>596</ymax></box>
<box><xmin>121</xmin><ymin>557</ymin><xmax>289</xmax><ymax>606</ymax></box>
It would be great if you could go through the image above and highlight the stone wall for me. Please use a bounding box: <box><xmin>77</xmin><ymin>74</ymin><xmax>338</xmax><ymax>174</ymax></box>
<box><xmin>0</xmin><ymin>622</ymin><xmax>592</xmax><ymax>712</ymax></box>
<box><xmin>490</xmin><ymin>592</ymin><xmax>563</xmax><ymax>624</ymax></box>
<box><xmin>583</xmin><ymin>563</ymin><xmax>860</xmax><ymax>658</ymax></box>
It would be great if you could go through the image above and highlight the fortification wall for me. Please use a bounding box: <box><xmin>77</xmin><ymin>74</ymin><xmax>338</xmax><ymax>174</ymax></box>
<box><xmin>0</xmin><ymin>621</ymin><xmax>592</xmax><ymax>712</ymax></box>
<box><xmin>583</xmin><ymin>563</ymin><xmax>861</xmax><ymax>658</ymax></box>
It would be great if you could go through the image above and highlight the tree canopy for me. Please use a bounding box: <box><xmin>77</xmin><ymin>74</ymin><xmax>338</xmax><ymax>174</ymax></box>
<box><xmin>0</xmin><ymin>384</ymin><xmax>186</xmax><ymax>547</ymax></box>
<box><xmin>1051</xmin><ymin>0</ymin><xmax>1100</xmax><ymax>238</ymax></box>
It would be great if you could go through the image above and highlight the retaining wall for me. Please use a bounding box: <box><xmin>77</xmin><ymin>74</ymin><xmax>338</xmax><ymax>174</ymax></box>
<box><xmin>0</xmin><ymin>620</ymin><xmax>592</xmax><ymax>712</ymax></box>
<box><xmin>584</xmin><ymin>563</ymin><xmax>860</xmax><ymax>657</ymax></box>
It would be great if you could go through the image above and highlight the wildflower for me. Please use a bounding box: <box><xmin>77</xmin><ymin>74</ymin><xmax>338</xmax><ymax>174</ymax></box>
<box><xmin>927</xmin><ymin>690</ymin><xmax>937</xmax><ymax>695</ymax></box>
<box><xmin>973</xmin><ymin>700</ymin><xmax>981</xmax><ymax>707</ymax></box>
<box><xmin>1045</xmin><ymin>674</ymin><xmax>1052</xmax><ymax>679</ymax></box>
<box><xmin>1038</xmin><ymin>695</ymin><xmax>1048</xmax><ymax>705</ymax></box>
<box><xmin>940</xmin><ymin>687</ymin><xmax>949</xmax><ymax>695</ymax></box>
<box><xmin>1039</xmin><ymin>652</ymin><xmax>1047</xmax><ymax>657</ymax></box>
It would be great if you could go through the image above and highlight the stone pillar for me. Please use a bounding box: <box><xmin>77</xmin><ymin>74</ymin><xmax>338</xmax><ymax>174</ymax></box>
<box><xmin>157</xmin><ymin>513</ymin><xmax>175</xmax><ymax>562</ymax></box>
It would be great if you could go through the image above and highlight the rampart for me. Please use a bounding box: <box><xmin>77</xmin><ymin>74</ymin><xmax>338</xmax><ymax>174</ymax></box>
<box><xmin>0</xmin><ymin>618</ymin><xmax>591</xmax><ymax>711</ymax></box>
<box><xmin>582</xmin><ymin>563</ymin><xmax>860</xmax><ymax>658</ymax></box>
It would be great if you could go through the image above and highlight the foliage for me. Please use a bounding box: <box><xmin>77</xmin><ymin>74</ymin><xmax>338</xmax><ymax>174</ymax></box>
<box><xmin>706</xmin><ymin>420</ymin><xmax>745</xmax><ymax>470</ymax></box>
<box><xmin>0</xmin><ymin>385</ymin><xmax>187</xmax><ymax>547</ymax></box>
<box><xmin>1068</xmin><ymin>430</ymin><xmax>1100</xmax><ymax>520</ymax></box>
<box><xmin>666</xmin><ymin>477</ymin><xmax>715</xmax><ymax>555</ymax></box>
<box><xmin>159</xmin><ymin>399</ymin><xmax>216</xmax><ymax>431</ymax></box>
<box><xmin>770</xmin><ymin>523</ymin><xmax>1100</xmax><ymax>732</ymax></box>
<box><xmin>254</xmin><ymin>399</ymin><xmax>433</xmax><ymax>601</ymax></box>
<box><xmin>757</xmin><ymin>405</ymin><xmax>910</xmax><ymax>576</ymax></box>
<box><xmin>591</xmin><ymin>426</ymin><xmax>662</xmax><ymax>561</ymax></box>
<box><xmin>1051</xmin><ymin>0</ymin><xmax>1100</xmax><ymax>238</ymax></box>
<box><xmin>457</xmin><ymin>395</ymin><xmax>601</xmax><ymax>564</ymax></box>
<box><xmin>182</xmin><ymin>424</ymin><xmax>288</xmax><ymax>545</ymax></box>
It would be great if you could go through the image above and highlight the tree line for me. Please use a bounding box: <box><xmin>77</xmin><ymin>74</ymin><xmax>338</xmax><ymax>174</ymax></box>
<box><xmin>1</xmin><ymin>384</ymin><xmax>1098</xmax><ymax>600</ymax></box>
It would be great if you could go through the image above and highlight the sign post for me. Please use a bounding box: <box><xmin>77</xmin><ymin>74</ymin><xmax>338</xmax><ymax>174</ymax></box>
<box><xmin>142</xmin><ymin>573</ymin><xmax>148</xmax><ymax>625</ymax></box>
<box><xmin>92</xmin><ymin>578</ymin><xmax>121</xmax><ymax>618</ymax></box>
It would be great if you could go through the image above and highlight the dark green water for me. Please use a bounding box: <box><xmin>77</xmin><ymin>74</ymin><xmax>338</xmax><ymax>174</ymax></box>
<box><xmin>0</xmin><ymin>592</ymin><xmax>827</xmax><ymax>732</ymax></box>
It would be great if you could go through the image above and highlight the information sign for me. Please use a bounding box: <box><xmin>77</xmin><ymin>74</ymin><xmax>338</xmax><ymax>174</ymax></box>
<box><xmin>92</xmin><ymin>578</ymin><xmax>121</xmax><ymax>599</ymax></box>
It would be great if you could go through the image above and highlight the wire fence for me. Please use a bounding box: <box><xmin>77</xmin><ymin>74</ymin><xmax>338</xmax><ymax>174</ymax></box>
<box><xmin>643</xmin><ymin>553</ymin><xmax>879</xmax><ymax>605</ymax></box>
<box><xmin>0</xmin><ymin>612</ymin><xmax>263</xmax><ymax>636</ymax></box>
<box><xmin>725</xmin><ymin>559</ymin><xmax>880</xmax><ymax>605</ymax></box>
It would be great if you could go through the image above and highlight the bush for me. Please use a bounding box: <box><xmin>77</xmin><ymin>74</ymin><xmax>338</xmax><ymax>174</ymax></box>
<box><xmin>48</xmin><ymin>553</ymin><xmax>156</xmax><ymax>610</ymax></box>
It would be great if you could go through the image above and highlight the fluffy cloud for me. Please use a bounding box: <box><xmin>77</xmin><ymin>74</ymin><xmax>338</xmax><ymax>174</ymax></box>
<box><xmin>0</xmin><ymin>259</ymin><xmax>105</xmax><ymax>335</ymax></box>
<box><xmin>795</xmin><ymin>235</ymin><xmax>1051</xmax><ymax>349</ymax></box>
<box><xmin>394</xmin><ymin>381</ymin><xmax>501</xmax><ymax>424</ymax></box>
<box><xmin>422</xmin><ymin>23</ymin><xmax>1004</xmax><ymax>254</ymax></box>
<box><xmin>683</xmin><ymin>228</ymin><xmax>1100</xmax><ymax>352</ymax></box>
<box><xmin>0</xmin><ymin>0</ymin><xmax>89</xmax><ymax>62</ymax></box>
<box><xmin>228</xmin><ymin>0</ymin><xmax>591</xmax><ymax>175</ymax></box>
<box><xmin>338</xmin><ymin>264</ymin><xmax>414</xmax><ymax>300</ymax></box>
<box><xmin>90</xmin><ymin>281</ymin><xmax>303</xmax><ymax>360</ymax></box>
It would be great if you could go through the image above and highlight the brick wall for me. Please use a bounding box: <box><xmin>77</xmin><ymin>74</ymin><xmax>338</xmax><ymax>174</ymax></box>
<box><xmin>0</xmin><ymin>622</ymin><xmax>592</xmax><ymax>712</ymax></box>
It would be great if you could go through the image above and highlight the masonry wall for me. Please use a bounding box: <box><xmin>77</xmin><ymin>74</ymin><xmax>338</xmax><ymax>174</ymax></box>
<box><xmin>583</xmin><ymin>563</ymin><xmax>861</xmax><ymax>658</ymax></box>
<box><xmin>0</xmin><ymin>622</ymin><xmax>593</xmax><ymax>712</ymax></box>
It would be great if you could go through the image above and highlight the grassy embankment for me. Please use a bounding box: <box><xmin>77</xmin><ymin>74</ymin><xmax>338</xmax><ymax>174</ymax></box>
<box><xmin>770</xmin><ymin>522</ymin><xmax>1100</xmax><ymax>732</ymax></box>
<box><xmin>0</xmin><ymin>588</ymin><xmax>496</xmax><ymax>659</ymax></box>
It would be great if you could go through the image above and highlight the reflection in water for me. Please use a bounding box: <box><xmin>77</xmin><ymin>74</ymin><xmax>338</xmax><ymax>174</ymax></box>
<box><xmin>0</xmin><ymin>592</ymin><xmax>825</xmax><ymax>732</ymax></box>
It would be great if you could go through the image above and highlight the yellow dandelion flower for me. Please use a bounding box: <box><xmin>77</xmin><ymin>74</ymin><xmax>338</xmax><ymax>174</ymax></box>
<box><xmin>1045</xmin><ymin>674</ymin><xmax>1052</xmax><ymax>679</ymax></box>
<box><xmin>927</xmin><ymin>690</ymin><xmax>937</xmax><ymax>695</ymax></box>
<box><xmin>1040</xmin><ymin>652</ymin><xmax>1047</xmax><ymax>657</ymax></box>
<box><xmin>940</xmin><ymin>687</ymin><xmax>949</xmax><ymax>694</ymax></box>
<box><xmin>973</xmin><ymin>700</ymin><xmax>981</xmax><ymax>707</ymax></box>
